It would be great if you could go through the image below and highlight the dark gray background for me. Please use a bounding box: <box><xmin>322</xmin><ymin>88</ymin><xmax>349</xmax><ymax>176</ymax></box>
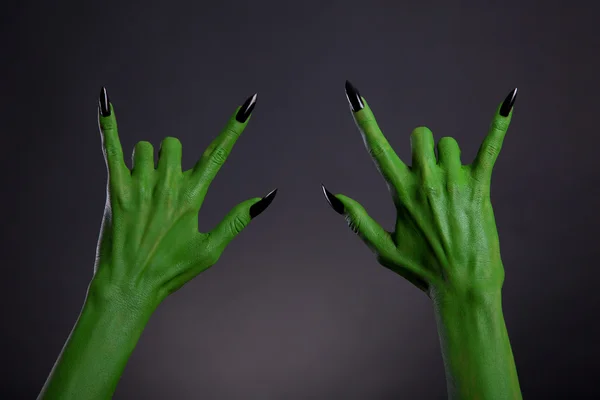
<box><xmin>2</xmin><ymin>0</ymin><xmax>599</xmax><ymax>398</ymax></box>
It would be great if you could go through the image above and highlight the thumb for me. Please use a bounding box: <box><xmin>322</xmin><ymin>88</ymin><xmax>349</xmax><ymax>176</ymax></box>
<box><xmin>209</xmin><ymin>188</ymin><xmax>277</xmax><ymax>250</ymax></box>
<box><xmin>321</xmin><ymin>185</ymin><xmax>396</xmax><ymax>257</ymax></box>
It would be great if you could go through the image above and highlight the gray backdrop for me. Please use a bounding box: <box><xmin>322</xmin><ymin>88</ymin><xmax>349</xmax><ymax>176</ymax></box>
<box><xmin>2</xmin><ymin>0</ymin><xmax>599</xmax><ymax>398</ymax></box>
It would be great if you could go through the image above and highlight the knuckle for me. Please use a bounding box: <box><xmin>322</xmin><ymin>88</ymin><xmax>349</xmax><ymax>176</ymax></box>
<box><xmin>345</xmin><ymin>214</ymin><xmax>360</xmax><ymax>234</ymax></box>
<box><xmin>230</xmin><ymin>215</ymin><xmax>247</xmax><ymax>235</ymax></box>
<box><xmin>484</xmin><ymin>144</ymin><xmax>499</xmax><ymax>159</ymax></box>
<box><xmin>416</xmin><ymin>169</ymin><xmax>441</xmax><ymax>196</ymax></box>
<box><xmin>470</xmin><ymin>171</ymin><xmax>484</xmax><ymax>184</ymax></box>
<box><xmin>368</xmin><ymin>142</ymin><xmax>391</xmax><ymax>159</ymax></box>
<box><xmin>490</xmin><ymin>118</ymin><xmax>508</xmax><ymax>132</ymax></box>
<box><xmin>204</xmin><ymin>247</ymin><xmax>221</xmax><ymax>266</ymax></box>
<box><xmin>209</xmin><ymin>147</ymin><xmax>229</xmax><ymax>166</ymax></box>
<box><xmin>360</xmin><ymin>117</ymin><xmax>378</xmax><ymax>130</ymax></box>
<box><xmin>223</xmin><ymin>127</ymin><xmax>241</xmax><ymax>139</ymax></box>
<box><xmin>420</xmin><ymin>184</ymin><xmax>440</xmax><ymax>198</ymax></box>
<box><xmin>445</xmin><ymin>181</ymin><xmax>461</xmax><ymax>195</ymax></box>
<box><xmin>472</xmin><ymin>184</ymin><xmax>489</xmax><ymax>202</ymax></box>
<box><xmin>100</xmin><ymin>119</ymin><xmax>117</xmax><ymax>130</ymax></box>
<box><xmin>104</xmin><ymin>145</ymin><xmax>122</xmax><ymax>158</ymax></box>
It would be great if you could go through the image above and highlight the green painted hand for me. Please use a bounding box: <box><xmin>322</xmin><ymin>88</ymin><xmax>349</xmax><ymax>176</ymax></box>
<box><xmin>323</xmin><ymin>82</ymin><xmax>522</xmax><ymax>400</ymax></box>
<box><xmin>91</xmin><ymin>90</ymin><xmax>276</xmax><ymax>306</ymax></box>
<box><xmin>38</xmin><ymin>88</ymin><xmax>276</xmax><ymax>400</ymax></box>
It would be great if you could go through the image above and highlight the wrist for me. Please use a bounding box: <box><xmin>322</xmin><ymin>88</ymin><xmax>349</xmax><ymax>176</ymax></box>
<box><xmin>431</xmin><ymin>285</ymin><xmax>505</xmax><ymax>356</ymax></box>
<box><xmin>430</xmin><ymin>286</ymin><xmax>521</xmax><ymax>399</ymax></box>
<box><xmin>87</xmin><ymin>273</ymin><xmax>162</xmax><ymax>317</ymax></box>
<box><xmin>79</xmin><ymin>280</ymin><xmax>156</xmax><ymax>346</ymax></box>
<box><xmin>431</xmin><ymin>284</ymin><xmax>502</xmax><ymax>315</ymax></box>
<box><xmin>39</xmin><ymin>276</ymin><xmax>158</xmax><ymax>399</ymax></box>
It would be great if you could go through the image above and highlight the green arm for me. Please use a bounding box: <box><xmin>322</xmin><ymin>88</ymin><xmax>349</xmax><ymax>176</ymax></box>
<box><xmin>433</xmin><ymin>290</ymin><xmax>520</xmax><ymax>399</ymax></box>
<box><xmin>38</xmin><ymin>89</ymin><xmax>276</xmax><ymax>399</ymax></box>
<box><xmin>37</xmin><ymin>283</ymin><xmax>156</xmax><ymax>399</ymax></box>
<box><xmin>324</xmin><ymin>81</ymin><xmax>521</xmax><ymax>399</ymax></box>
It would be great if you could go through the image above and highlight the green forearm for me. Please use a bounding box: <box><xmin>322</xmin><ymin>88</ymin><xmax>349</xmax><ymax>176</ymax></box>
<box><xmin>38</xmin><ymin>281</ymin><xmax>155</xmax><ymax>400</ymax></box>
<box><xmin>432</xmin><ymin>288</ymin><xmax>522</xmax><ymax>400</ymax></box>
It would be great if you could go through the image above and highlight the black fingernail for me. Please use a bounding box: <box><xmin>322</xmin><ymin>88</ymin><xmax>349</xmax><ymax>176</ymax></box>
<box><xmin>499</xmin><ymin>88</ymin><xmax>518</xmax><ymax>117</ymax></box>
<box><xmin>250</xmin><ymin>188</ymin><xmax>277</xmax><ymax>219</ymax></box>
<box><xmin>345</xmin><ymin>80</ymin><xmax>364</xmax><ymax>112</ymax></box>
<box><xmin>99</xmin><ymin>86</ymin><xmax>111</xmax><ymax>117</ymax></box>
<box><xmin>321</xmin><ymin>184</ymin><xmax>345</xmax><ymax>215</ymax></box>
<box><xmin>236</xmin><ymin>93</ymin><xmax>258</xmax><ymax>123</ymax></box>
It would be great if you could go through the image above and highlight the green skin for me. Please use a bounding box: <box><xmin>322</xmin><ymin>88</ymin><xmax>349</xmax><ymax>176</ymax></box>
<box><xmin>331</xmin><ymin>97</ymin><xmax>522</xmax><ymax>399</ymax></box>
<box><xmin>39</xmin><ymin>93</ymin><xmax>521</xmax><ymax>399</ymax></box>
<box><xmin>38</xmin><ymin>101</ymin><xmax>268</xmax><ymax>399</ymax></box>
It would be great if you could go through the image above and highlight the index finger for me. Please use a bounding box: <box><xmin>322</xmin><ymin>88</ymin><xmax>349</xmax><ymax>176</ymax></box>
<box><xmin>345</xmin><ymin>81</ymin><xmax>411</xmax><ymax>190</ymax></box>
<box><xmin>471</xmin><ymin>88</ymin><xmax>518</xmax><ymax>185</ymax></box>
<box><xmin>188</xmin><ymin>93</ymin><xmax>257</xmax><ymax>202</ymax></box>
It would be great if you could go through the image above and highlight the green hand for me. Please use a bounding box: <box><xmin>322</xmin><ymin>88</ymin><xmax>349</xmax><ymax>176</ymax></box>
<box><xmin>323</xmin><ymin>81</ymin><xmax>522</xmax><ymax>400</ymax></box>
<box><xmin>92</xmin><ymin>90</ymin><xmax>277</xmax><ymax>304</ymax></box>
<box><xmin>38</xmin><ymin>88</ymin><xmax>276</xmax><ymax>400</ymax></box>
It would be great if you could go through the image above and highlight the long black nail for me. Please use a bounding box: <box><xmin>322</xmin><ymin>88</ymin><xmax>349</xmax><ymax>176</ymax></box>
<box><xmin>236</xmin><ymin>93</ymin><xmax>258</xmax><ymax>123</ymax></box>
<box><xmin>249</xmin><ymin>188</ymin><xmax>277</xmax><ymax>219</ymax></box>
<box><xmin>499</xmin><ymin>88</ymin><xmax>518</xmax><ymax>117</ymax></box>
<box><xmin>99</xmin><ymin>86</ymin><xmax>111</xmax><ymax>117</ymax></box>
<box><xmin>321</xmin><ymin>184</ymin><xmax>345</xmax><ymax>215</ymax></box>
<box><xmin>345</xmin><ymin>80</ymin><xmax>364</xmax><ymax>112</ymax></box>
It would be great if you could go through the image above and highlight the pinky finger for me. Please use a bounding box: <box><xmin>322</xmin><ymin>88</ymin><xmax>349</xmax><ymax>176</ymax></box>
<box><xmin>98</xmin><ymin>87</ymin><xmax>130</xmax><ymax>190</ymax></box>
